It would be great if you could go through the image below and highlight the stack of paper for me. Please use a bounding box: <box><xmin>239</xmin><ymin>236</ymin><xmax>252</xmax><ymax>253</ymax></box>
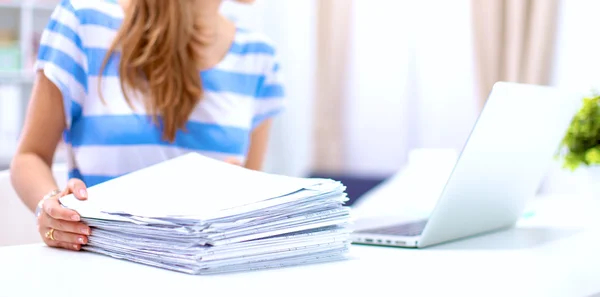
<box><xmin>58</xmin><ymin>153</ymin><xmax>351</xmax><ymax>274</ymax></box>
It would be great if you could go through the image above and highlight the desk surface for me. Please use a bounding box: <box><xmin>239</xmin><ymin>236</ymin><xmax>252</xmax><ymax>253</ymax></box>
<box><xmin>1</xmin><ymin>195</ymin><xmax>600</xmax><ymax>297</ymax></box>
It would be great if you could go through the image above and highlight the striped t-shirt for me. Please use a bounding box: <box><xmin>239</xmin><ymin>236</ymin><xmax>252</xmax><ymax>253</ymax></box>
<box><xmin>36</xmin><ymin>0</ymin><xmax>285</xmax><ymax>187</ymax></box>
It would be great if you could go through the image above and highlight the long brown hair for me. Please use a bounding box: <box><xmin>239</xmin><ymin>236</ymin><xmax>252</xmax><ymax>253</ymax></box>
<box><xmin>99</xmin><ymin>0</ymin><xmax>202</xmax><ymax>142</ymax></box>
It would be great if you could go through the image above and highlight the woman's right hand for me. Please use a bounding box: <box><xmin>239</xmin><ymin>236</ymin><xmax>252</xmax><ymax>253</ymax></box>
<box><xmin>37</xmin><ymin>178</ymin><xmax>91</xmax><ymax>251</ymax></box>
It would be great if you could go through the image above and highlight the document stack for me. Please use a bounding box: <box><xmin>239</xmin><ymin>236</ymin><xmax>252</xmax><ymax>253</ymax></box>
<box><xmin>59</xmin><ymin>153</ymin><xmax>351</xmax><ymax>274</ymax></box>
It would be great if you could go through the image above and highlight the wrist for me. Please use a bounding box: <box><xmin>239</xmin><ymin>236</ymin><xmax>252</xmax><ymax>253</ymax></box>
<box><xmin>35</xmin><ymin>189</ymin><xmax>61</xmax><ymax>218</ymax></box>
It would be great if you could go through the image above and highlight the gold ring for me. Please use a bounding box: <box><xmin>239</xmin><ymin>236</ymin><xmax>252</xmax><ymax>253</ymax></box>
<box><xmin>45</xmin><ymin>228</ymin><xmax>55</xmax><ymax>241</ymax></box>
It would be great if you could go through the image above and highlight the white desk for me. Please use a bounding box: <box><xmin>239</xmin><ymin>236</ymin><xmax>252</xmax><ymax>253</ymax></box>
<box><xmin>0</xmin><ymin>195</ymin><xmax>599</xmax><ymax>297</ymax></box>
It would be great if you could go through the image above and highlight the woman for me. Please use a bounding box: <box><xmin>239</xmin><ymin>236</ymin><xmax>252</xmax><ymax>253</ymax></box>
<box><xmin>10</xmin><ymin>0</ymin><xmax>284</xmax><ymax>251</ymax></box>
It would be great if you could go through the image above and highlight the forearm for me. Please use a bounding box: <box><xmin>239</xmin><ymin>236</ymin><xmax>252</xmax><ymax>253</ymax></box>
<box><xmin>245</xmin><ymin>119</ymin><xmax>272</xmax><ymax>171</ymax></box>
<box><xmin>10</xmin><ymin>153</ymin><xmax>60</xmax><ymax>212</ymax></box>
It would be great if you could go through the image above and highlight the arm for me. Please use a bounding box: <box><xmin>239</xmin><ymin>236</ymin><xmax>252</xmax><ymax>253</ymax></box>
<box><xmin>244</xmin><ymin>118</ymin><xmax>274</xmax><ymax>170</ymax></box>
<box><xmin>10</xmin><ymin>72</ymin><xmax>66</xmax><ymax>212</ymax></box>
<box><xmin>12</xmin><ymin>0</ymin><xmax>90</xmax><ymax>251</ymax></box>
<box><xmin>12</xmin><ymin>0</ymin><xmax>87</xmax><ymax>212</ymax></box>
<box><xmin>11</xmin><ymin>72</ymin><xmax>90</xmax><ymax>251</ymax></box>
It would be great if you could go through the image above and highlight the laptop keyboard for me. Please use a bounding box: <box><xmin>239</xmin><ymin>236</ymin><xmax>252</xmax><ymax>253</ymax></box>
<box><xmin>359</xmin><ymin>220</ymin><xmax>428</xmax><ymax>237</ymax></box>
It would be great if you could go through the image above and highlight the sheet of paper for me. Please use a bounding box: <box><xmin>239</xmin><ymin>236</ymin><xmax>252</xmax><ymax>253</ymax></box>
<box><xmin>59</xmin><ymin>153</ymin><xmax>333</xmax><ymax>218</ymax></box>
<box><xmin>199</xmin><ymin>250</ymin><xmax>348</xmax><ymax>275</ymax></box>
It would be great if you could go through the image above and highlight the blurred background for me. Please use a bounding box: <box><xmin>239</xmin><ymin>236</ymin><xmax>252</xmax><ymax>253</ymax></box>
<box><xmin>1</xmin><ymin>0</ymin><xmax>599</xmax><ymax>204</ymax></box>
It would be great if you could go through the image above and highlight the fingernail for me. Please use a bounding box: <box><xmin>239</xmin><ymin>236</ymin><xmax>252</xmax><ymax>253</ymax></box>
<box><xmin>71</xmin><ymin>214</ymin><xmax>80</xmax><ymax>221</ymax></box>
<box><xmin>79</xmin><ymin>189</ymin><xmax>87</xmax><ymax>198</ymax></box>
<box><xmin>81</xmin><ymin>228</ymin><xmax>90</xmax><ymax>235</ymax></box>
<box><xmin>78</xmin><ymin>237</ymin><xmax>85</xmax><ymax>244</ymax></box>
<box><xmin>73</xmin><ymin>245</ymin><xmax>79</xmax><ymax>250</ymax></box>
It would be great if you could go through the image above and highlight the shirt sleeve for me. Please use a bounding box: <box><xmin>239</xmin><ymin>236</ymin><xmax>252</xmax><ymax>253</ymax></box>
<box><xmin>252</xmin><ymin>50</ymin><xmax>285</xmax><ymax>130</ymax></box>
<box><xmin>34</xmin><ymin>0</ymin><xmax>87</xmax><ymax>129</ymax></box>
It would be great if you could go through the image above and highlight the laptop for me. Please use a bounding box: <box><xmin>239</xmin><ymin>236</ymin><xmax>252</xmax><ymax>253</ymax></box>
<box><xmin>350</xmin><ymin>81</ymin><xmax>581</xmax><ymax>248</ymax></box>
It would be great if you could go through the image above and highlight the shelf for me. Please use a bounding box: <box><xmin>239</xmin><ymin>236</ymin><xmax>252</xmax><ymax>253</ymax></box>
<box><xmin>0</xmin><ymin>70</ymin><xmax>34</xmax><ymax>84</ymax></box>
<box><xmin>0</xmin><ymin>1</ymin><xmax>58</xmax><ymax>11</ymax></box>
<box><xmin>0</xmin><ymin>0</ymin><xmax>60</xmax><ymax>169</ymax></box>
<box><xmin>0</xmin><ymin>2</ymin><xmax>19</xmax><ymax>9</ymax></box>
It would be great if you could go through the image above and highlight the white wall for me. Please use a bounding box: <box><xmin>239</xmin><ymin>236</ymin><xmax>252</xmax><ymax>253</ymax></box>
<box><xmin>222</xmin><ymin>0</ymin><xmax>317</xmax><ymax>177</ymax></box>
<box><xmin>344</xmin><ymin>0</ymin><xmax>478</xmax><ymax>177</ymax></box>
<box><xmin>551</xmin><ymin>0</ymin><xmax>600</xmax><ymax>91</ymax></box>
<box><xmin>343</xmin><ymin>0</ymin><xmax>600</xmax><ymax>183</ymax></box>
<box><xmin>538</xmin><ymin>0</ymin><xmax>600</xmax><ymax>195</ymax></box>
<box><xmin>255</xmin><ymin>0</ymin><xmax>317</xmax><ymax>178</ymax></box>
<box><xmin>0</xmin><ymin>85</ymin><xmax>22</xmax><ymax>164</ymax></box>
<box><xmin>224</xmin><ymin>0</ymin><xmax>479</xmax><ymax>179</ymax></box>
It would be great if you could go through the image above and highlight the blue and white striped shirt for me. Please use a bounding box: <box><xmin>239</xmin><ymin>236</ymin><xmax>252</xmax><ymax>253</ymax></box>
<box><xmin>36</xmin><ymin>0</ymin><xmax>285</xmax><ymax>187</ymax></box>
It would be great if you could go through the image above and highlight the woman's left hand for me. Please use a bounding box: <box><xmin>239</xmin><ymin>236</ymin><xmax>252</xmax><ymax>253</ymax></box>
<box><xmin>224</xmin><ymin>157</ymin><xmax>243</xmax><ymax>166</ymax></box>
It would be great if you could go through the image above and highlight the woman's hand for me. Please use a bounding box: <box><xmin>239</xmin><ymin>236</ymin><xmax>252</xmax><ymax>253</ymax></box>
<box><xmin>37</xmin><ymin>178</ymin><xmax>91</xmax><ymax>251</ymax></box>
<box><xmin>224</xmin><ymin>157</ymin><xmax>243</xmax><ymax>166</ymax></box>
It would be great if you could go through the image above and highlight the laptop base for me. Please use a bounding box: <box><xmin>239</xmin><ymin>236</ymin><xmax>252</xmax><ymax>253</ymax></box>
<box><xmin>351</xmin><ymin>220</ymin><xmax>427</xmax><ymax>248</ymax></box>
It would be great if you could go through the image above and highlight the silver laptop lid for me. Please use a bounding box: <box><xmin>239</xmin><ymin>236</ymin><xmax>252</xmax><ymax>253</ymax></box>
<box><xmin>418</xmin><ymin>82</ymin><xmax>581</xmax><ymax>247</ymax></box>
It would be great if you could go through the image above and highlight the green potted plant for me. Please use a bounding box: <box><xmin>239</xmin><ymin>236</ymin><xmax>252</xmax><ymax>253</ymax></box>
<box><xmin>556</xmin><ymin>93</ymin><xmax>600</xmax><ymax>196</ymax></box>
